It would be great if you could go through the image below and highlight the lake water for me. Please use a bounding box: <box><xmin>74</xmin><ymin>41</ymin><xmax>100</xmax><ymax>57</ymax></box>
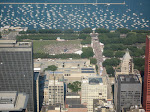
<box><xmin>0</xmin><ymin>0</ymin><xmax>150</xmax><ymax>30</ymax></box>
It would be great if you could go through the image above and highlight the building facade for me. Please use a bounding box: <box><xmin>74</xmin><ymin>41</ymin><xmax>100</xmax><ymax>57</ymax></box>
<box><xmin>81</xmin><ymin>76</ymin><xmax>107</xmax><ymax>112</ymax></box>
<box><xmin>34</xmin><ymin>59</ymin><xmax>96</xmax><ymax>83</ymax></box>
<box><xmin>116</xmin><ymin>49</ymin><xmax>134</xmax><ymax>76</ymax></box>
<box><xmin>0</xmin><ymin>40</ymin><xmax>34</xmax><ymax>112</ymax></box>
<box><xmin>114</xmin><ymin>75</ymin><xmax>141</xmax><ymax>112</ymax></box>
<box><xmin>43</xmin><ymin>71</ymin><xmax>65</xmax><ymax>108</ymax></box>
<box><xmin>143</xmin><ymin>35</ymin><xmax>150</xmax><ymax>112</ymax></box>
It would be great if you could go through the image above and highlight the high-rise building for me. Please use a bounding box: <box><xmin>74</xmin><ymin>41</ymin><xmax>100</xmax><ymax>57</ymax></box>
<box><xmin>43</xmin><ymin>71</ymin><xmax>65</xmax><ymax>108</ymax></box>
<box><xmin>0</xmin><ymin>40</ymin><xmax>34</xmax><ymax>112</ymax></box>
<box><xmin>143</xmin><ymin>35</ymin><xmax>150</xmax><ymax>112</ymax></box>
<box><xmin>114</xmin><ymin>74</ymin><xmax>141</xmax><ymax>112</ymax></box>
<box><xmin>81</xmin><ymin>76</ymin><xmax>107</xmax><ymax>112</ymax></box>
<box><xmin>115</xmin><ymin>49</ymin><xmax>134</xmax><ymax>76</ymax></box>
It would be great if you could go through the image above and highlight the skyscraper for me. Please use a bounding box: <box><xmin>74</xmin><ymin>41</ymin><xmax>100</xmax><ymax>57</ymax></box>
<box><xmin>143</xmin><ymin>35</ymin><xmax>150</xmax><ymax>112</ymax></box>
<box><xmin>0</xmin><ymin>40</ymin><xmax>34</xmax><ymax>112</ymax></box>
<box><xmin>114</xmin><ymin>74</ymin><xmax>141</xmax><ymax>112</ymax></box>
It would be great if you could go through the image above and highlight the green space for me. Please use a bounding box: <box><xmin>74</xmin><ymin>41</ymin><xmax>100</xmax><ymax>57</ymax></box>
<box><xmin>16</xmin><ymin>28</ymin><xmax>149</xmax><ymax>75</ymax></box>
<box><xmin>30</xmin><ymin>40</ymin><xmax>81</xmax><ymax>54</ymax></box>
<box><xmin>99</xmin><ymin>28</ymin><xmax>149</xmax><ymax>76</ymax></box>
<box><xmin>17</xmin><ymin>34</ymin><xmax>80</xmax><ymax>41</ymax></box>
<box><xmin>67</xmin><ymin>81</ymin><xmax>81</xmax><ymax>92</ymax></box>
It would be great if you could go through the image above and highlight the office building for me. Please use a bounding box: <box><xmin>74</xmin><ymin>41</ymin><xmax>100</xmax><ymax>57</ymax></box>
<box><xmin>43</xmin><ymin>71</ymin><xmax>65</xmax><ymax>108</ymax></box>
<box><xmin>81</xmin><ymin>76</ymin><xmax>107</xmax><ymax>112</ymax></box>
<box><xmin>65</xmin><ymin>92</ymin><xmax>87</xmax><ymax>112</ymax></box>
<box><xmin>34</xmin><ymin>59</ymin><xmax>96</xmax><ymax>83</ymax></box>
<box><xmin>0</xmin><ymin>40</ymin><xmax>34</xmax><ymax>112</ymax></box>
<box><xmin>143</xmin><ymin>35</ymin><xmax>150</xmax><ymax>112</ymax></box>
<box><xmin>114</xmin><ymin>75</ymin><xmax>141</xmax><ymax>112</ymax></box>
<box><xmin>0</xmin><ymin>91</ymin><xmax>28</xmax><ymax>112</ymax></box>
<box><xmin>115</xmin><ymin>49</ymin><xmax>134</xmax><ymax>76</ymax></box>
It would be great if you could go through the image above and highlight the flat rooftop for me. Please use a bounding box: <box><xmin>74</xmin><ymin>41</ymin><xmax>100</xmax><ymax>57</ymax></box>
<box><xmin>0</xmin><ymin>91</ymin><xmax>29</xmax><ymax>111</ymax></box>
<box><xmin>118</xmin><ymin>74</ymin><xmax>140</xmax><ymax>83</ymax></box>
<box><xmin>0</xmin><ymin>40</ymin><xmax>32</xmax><ymax>48</ymax></box>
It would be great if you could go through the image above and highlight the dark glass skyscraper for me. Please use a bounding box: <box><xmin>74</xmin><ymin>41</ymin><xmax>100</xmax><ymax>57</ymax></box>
<box><xmin>0</xmin><ymin>40</ymin><xmax>34</xmax><ymax>112</ymax></box>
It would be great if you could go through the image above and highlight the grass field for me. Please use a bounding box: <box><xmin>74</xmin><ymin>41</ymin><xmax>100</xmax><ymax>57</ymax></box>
<box><xmin>30</xmin><ymin>40</ymin><xmax>81</xmax><ymax>54</ymax></box>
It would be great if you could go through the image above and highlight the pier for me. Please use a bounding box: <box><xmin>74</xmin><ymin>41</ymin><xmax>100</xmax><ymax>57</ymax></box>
<box><xmin>0</xmin><ymin>2</ymin><xmax>125</xmax><ymax>5</ymax></box>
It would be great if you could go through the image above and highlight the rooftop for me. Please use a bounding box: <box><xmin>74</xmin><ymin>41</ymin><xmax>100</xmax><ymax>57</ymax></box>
<box><xmin>89</xmin><ymin>77</ymin><xmax>103</xmax><ymax>84</ymax></box>
<box><xmin>69</xmin><ymin>104</ymin><xmax>87</xmax><ymax>108</ymax></box>
<box><xmin>0</xmin><ymin>40</ymin><xmax>32</xmax><ymax>48</ymax></box>
<box><xmin>123</xmin><ymin>49</ymin><xmax>132</xmax><ymax>60</ymax></box>
<box><xmin>0</xmin><ymin>91</ymin><xmax>29</xmax><ymax>111</ymax></box>
<box><xmin>118</xmin><ymin>74</ymin><xmax>140</xmax><ymax>83</ymax></box>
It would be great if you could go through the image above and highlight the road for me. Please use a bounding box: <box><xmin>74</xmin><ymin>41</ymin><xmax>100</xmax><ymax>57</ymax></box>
<box><xmin>91</xmin><ymin>33</ymin><xmax>103</xmax><ymax>74</ymax></box>
<box><xmin>91</xmin><ymin>32</ymin><xmax>113</xmax><ymax>100</ymax></box>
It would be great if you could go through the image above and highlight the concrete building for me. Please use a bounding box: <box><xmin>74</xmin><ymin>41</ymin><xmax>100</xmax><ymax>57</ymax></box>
<box><xmin>143</xmin><ymin>35</ymin><xmax>150</xmax><ymax>112</ymax></box>
<box><xmin>0</xmin><ymin>91</ymin><xmax>29</xmax><ymax>112</ymax></box>
<box><xmin>34</xmin><ymin>72</ymin><xmax>40</xmax><ymax>112</ymax></box>
<box><xmin>43</xmin><ymin>71</ymin><xmax>65</xmax><ymax>108</ymax></box>
<box><xmin>93</xmin><ymin>99</ymin><xmax>113</xmax><ymax>112</ymax></box>
<box><xmin>34</xmin><ymin>59</ymin><xmax>96</xmax><ymax>83</ymax></box>
<box><xmin>81</xmin><ymin>76</ymin><xmax>107</xmax><ymax>112</ymax></box>
<box><xmin>65</xmin><ymin>92</ymin><xmax>87</xmax><ymax>112</ymax></box>
<box><xmin>114</xmin><ymin>75</ymin><xmax>142</xmax><ymax>112</ymax></box>
<box><xmin>122</xmin><ymin>106</ymin><xmax>145</xmax><ymax>112</ymax></box>
<box><xmin>0</xmin><ymin>40</ymin><xmax>34</xmax><ymax>112</ymax></box>
<box><xmin>116</xmin><ymin>49</ymin><xmax>134</xmax><ymax>76</ymax></box>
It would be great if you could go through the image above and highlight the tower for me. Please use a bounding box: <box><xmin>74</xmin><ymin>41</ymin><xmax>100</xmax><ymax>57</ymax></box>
<box><xmin>143</xmin><ymin>35</ymin><xmax>150</xmax><ymax>111</ymax></box>
<box><xmin>120</xmin><ymin>49</ymin><xmax>134</xmax><ymax>74</ymax></box>
<box><xmin>0</xmin><ymin>40</ymin><xmax>34</xmax><ymax>112</ymax></box>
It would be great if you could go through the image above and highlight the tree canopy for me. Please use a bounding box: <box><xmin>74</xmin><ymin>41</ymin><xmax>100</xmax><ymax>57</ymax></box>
<box><xmin>80</xmin><ymin>28</ymin><xmax>92</xmax><ymax>33</ymax></box>
<box><xmin>95</xmin><ymin>28</ymin><xmax>110</xmax><ymax>33</ymax></box>
<box><xmin>67</xmin><ymin>81</ymin><xmax>81</xmax><ymax>92</ymax></box>
<box><xmin>90</xmin><ymin>58</ymin><xmax>97</xmax><ymax>65</ymax></box>
<box><xmin>45</xmin><ymin>65</ymin><xmax>58</xmax><ymax>71</ymax></box>
<box><xmin>116</xmin><ymin>28</ymin><xmax>131</xmax><ymax>34</ymax></box>
<box><xmin>81</xmin><ymin>47</ymin><xmax>94</xmax><ymax>58</ymax></box>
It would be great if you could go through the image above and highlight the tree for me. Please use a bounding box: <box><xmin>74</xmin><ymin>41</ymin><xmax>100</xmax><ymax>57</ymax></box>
<box><xmin>64</xmin><ymin>29</ymin><xmax>74</xmax><ymax>33</ymax></box>
<box><xmin>103</xmin><ymin>50</ymin><xmax>114</xmax><ymax>57</ymax></box>
<box><xmin>81</xmin><ymin>36</ymin><xmax>91</xmax><ymax>45</ymax></box>
<box><xmin>80</xmin><ymin>28</ymin><xmax>92</xmax><ymax>33</ymax></box>
<box><xmin>81</xmin><ymin>47</ymin><xmax>94</xmax><ymax>58</ymax></box>
<box><xmin>45</xmin><ymin>65</ymin><xmax>57</xmax><ymax>71</ymax></box>
<box><xmin>96</xmin><ymin>28</ymin><xmax>110</xmax><ymax>33</ymax></box>
<box><xmin>116</xmin><ymin>28</ymin><xmax>131</xmax><ymax>34</ymax></box>
<box><xmin>78</xmin><ymin>34</ymin><xmax>87</xmax><ymax>40</ymax></box>
<box><xmin>90</xmin><ymin>58</ymin><xmax>97</xmax><ymax>65</ymax></box>
<box><xmin>133</xmin><ymin>58</ymin><xmax>145</xmax><ymax>71</ymax></box>
<box><xmin>102</xmin><ymin>58</ymin><xmax>120</xmax><ymax>67</ymax></box>
<box><xmin>105</xmin><ymin>66</ymin><xmax>115</xmax><ymax>77</ymax></box>
<box><xmin>26</xmin><ymin>29</ymin><xmax>37</xmax><ymax>34</ymax></box>
<box><xmin>115</xmin><ymin>51</ymin><xmax>125</xmax><ymax>58</ymax></box>
<box><xmin>67</xmin><ymin>81</ymin><xmax>81</xmax><ymax>92</ymax></box>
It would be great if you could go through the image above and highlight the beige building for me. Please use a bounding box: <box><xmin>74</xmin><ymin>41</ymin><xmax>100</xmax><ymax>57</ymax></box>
<box><xmin>43</xmin><ymin>71</ymin><xmax>65</xmax><ymax>108</ymax></box>
<box><xmin>34</xmin><ymin>59</ymin><xmax>96</xmax><ymax>83</ymax></box>
<box><xmin>116</xmin><ymin>49</ymin><xmax>134</xmax><ymax>76</ymax></box>
<box><xmin>115</xmin><ymin>49</ymin><xmax>142</xmax><ymax>83</ymax></box>
<box><xmin>81</xmin><ymin>76</ymin><xmax>107</xmax><ymax>112</ymax></box>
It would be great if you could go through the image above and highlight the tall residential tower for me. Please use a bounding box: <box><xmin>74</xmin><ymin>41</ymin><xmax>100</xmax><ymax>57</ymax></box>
<box><xmin>0</xmin><ymin>40</ymin><xmax>34</xmax><ymax>112</ymax></box>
